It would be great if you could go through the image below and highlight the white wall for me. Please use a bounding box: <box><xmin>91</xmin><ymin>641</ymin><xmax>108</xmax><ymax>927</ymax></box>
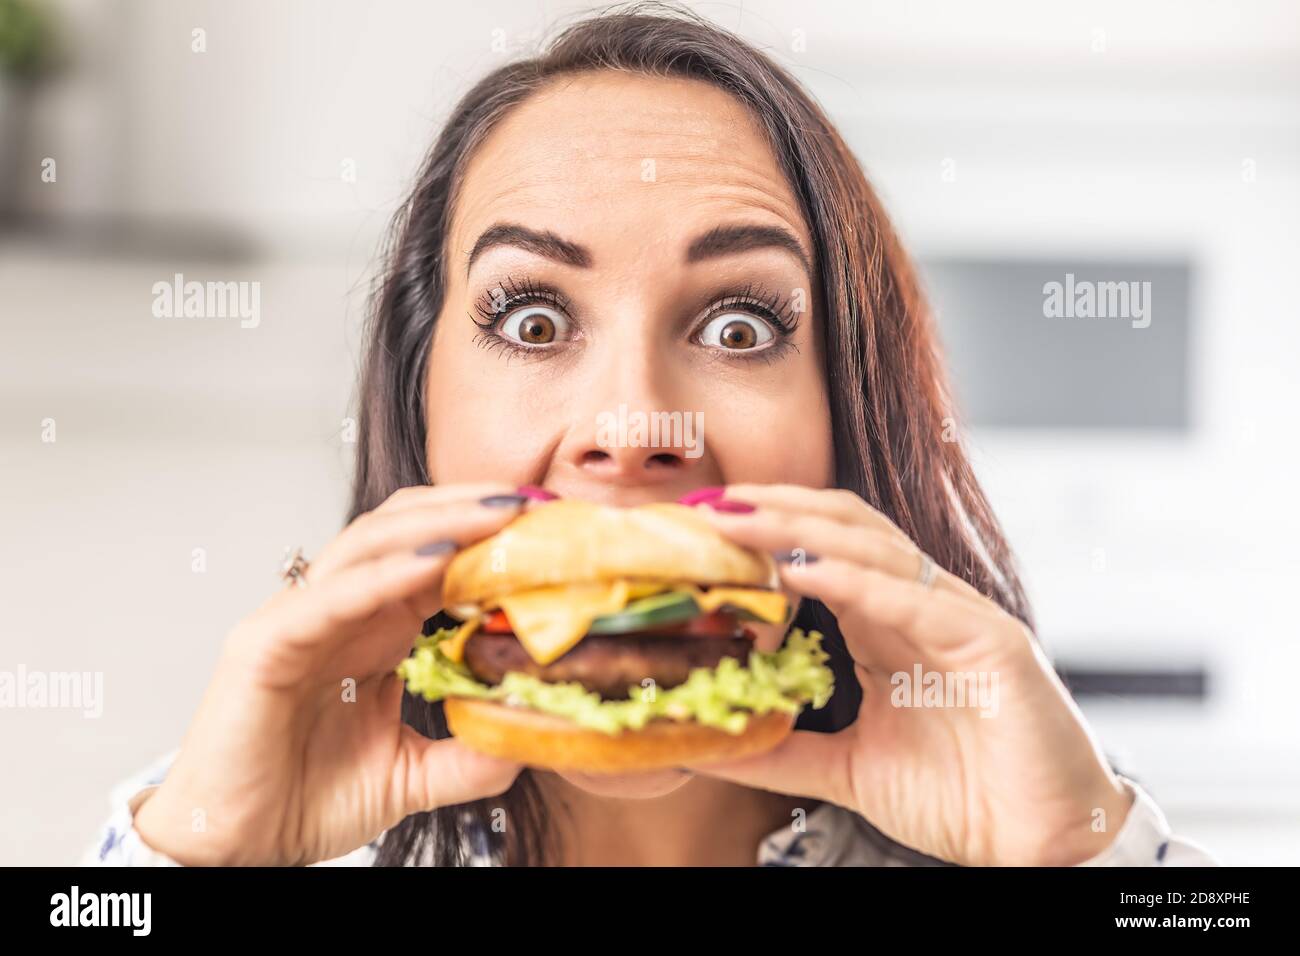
<box><xmin>823</xmin><ymin>11</ymin><xmax>1300</xmax><ymax>855</ymax></box>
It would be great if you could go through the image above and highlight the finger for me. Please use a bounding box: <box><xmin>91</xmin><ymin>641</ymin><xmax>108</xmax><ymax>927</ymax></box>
<box><xmin>261</xmin><ymin>541</ymin><xmax>460</xmax><ymax>655</ymax></box>
<box><xmin>699</xmin><ymin>506</ymin><xmax>980</xmax><ymax>603</ymax></box>
<box><xmin>247</xmin><ymin>497</ymin><xmax>531</xmax><ymax>686</ymax></box>
<box><xmin>397</xmin><ymin>725</ymin><xmax>523</xmax><ymax>816</ymax></box>
<box><xmin>242</xmin><ymin>547</ymin><xmax>460</xmax><ymax>686</ymax></box>
<box><xmin>310</xmin><ymin>495</ymin><xmax>527</xmax><ymax>580</ymax></box>
<box><xmin>781</xmin><ymin>558</ymin><xmax>1028</xmax><ymax>666</ymax></box>
<box><xmin>372</xmin><ymin>482</ymin><xmax>521</xmax><ymax>515</ymax></box>
<box><xmin>721</xmin><ymin>483</ymin><xmax>900</xmax><ymax>536</ymax></box>
<box><xmin>701</xmin><ymin>507</ymin><xmax>916</xmax><ymax>581</ymax></box>
<box><xmin>682</xmin><ymin>727</ymin><xmax>856</xmax><ymax>809</ymax></box>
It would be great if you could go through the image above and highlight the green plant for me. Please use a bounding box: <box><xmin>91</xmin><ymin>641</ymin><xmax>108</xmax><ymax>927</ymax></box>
<box><xmin>0</xmin><ymin>0</ymin><xmax>55</xmax><ymax>80</ymax></box>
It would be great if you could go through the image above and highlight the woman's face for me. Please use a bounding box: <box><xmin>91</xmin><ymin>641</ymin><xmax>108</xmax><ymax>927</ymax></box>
<box><xmin>425</xmin><ymin>71</ymin><xmax>834</xmax><ymax>797</ymax></box>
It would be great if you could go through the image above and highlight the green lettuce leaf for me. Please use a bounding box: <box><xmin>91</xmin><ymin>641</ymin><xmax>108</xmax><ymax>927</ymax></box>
<box><xmin>396</xmin><ymin>627</ymin><xmax>835</xmax><ymax>736</ymax></box>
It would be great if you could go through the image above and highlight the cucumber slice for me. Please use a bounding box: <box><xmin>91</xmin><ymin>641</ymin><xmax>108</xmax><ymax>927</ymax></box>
<box><xmin>587</xmin><ymin>590</ymin><xmax>700</xmax><ymax>634</ymax></box>
<box><xmin>725</xmin><ymin>605</ymin><xmax>770</xmax><ymax>623</ymax></box>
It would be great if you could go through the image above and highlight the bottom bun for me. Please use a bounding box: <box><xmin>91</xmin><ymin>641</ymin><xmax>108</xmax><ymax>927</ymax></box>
<box><xmin>443</xmin><ymin>696</ymin><xmax>796</xmax><ymax>773</ymax></box>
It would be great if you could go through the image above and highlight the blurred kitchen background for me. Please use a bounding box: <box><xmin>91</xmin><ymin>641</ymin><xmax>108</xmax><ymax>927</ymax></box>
<box><xmin>1</xmin><ymin>0</ymin><xmax>1297</xmax><ymax>865</ymax></box>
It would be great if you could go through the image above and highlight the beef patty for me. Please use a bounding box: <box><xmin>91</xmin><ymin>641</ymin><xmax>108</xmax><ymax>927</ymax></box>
<box><xmin>463</xmin><ymin>632</ymin><xmax>753</xmax><ymax>700</ymax></box>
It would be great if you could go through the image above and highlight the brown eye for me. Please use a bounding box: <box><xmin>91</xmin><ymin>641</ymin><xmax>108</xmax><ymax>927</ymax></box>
<box><xmin>698</xmin><ymin>313</ymin><xmax>775</xmax><ymax>351</ymax></box>
<box><xmin>501</xmin><ymin>307</ymin><xmax>568</xmax><ymax>346</ymax></box>
<box><xmin>518</xmin><ymin>314</ymin><xmax>554</xmax><ymax>343</ymax></box>
<box><xmin>719</xmin><ymin>320</ymin><xmax>757</xmax><ymax>349</ymax></box>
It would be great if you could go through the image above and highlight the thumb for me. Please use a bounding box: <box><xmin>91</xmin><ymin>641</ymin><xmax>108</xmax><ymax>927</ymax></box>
<box><xmin>397</xmin><ymin>724</ymin><xmax>523</xmax><ymax>815</ymax></box>
<box><xmin>682</xmin><ymin>728</ymin><xmax>855</xmax><ymax>808</ymax></box>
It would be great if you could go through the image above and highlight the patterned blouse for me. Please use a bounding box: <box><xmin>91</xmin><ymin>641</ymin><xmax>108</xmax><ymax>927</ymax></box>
<box><xmin>81</xmin><ymin>749</ymin><xmax>1219</xmax><ymax>867</ymax></box>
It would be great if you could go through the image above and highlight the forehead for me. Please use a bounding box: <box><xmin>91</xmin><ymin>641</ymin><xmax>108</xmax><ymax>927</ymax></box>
<box><xmin>449</xmin><ymin>71</ymin><xmax>811</xmax><ymax>270</ymax></box>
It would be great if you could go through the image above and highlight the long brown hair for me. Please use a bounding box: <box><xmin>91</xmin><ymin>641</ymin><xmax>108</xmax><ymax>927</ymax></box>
<box><xmin>354</xmin><ymin>1</ymin><xmax>1032</xmax><ymax>866</ymax></box>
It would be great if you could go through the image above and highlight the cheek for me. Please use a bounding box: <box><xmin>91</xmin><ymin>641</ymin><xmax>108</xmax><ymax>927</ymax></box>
<box><xmin>699</xmin><ymin>366</ymin><xmax>833</xmax><ymax>487</ymax></box>
<box><xmin>424</xmin><ymin>326</ymin><xmax>559</xmax><ymax>484</ymax></box>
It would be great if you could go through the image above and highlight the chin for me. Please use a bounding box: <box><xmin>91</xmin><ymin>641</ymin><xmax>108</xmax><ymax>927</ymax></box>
<box><xmin>555</xmin><ymin>767</ymin><xmax>696</xmax><ymax>799</ymax></box>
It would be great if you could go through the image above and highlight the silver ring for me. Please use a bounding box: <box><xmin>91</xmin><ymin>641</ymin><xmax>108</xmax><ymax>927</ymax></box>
<box><xmin>280</xmin><ymin>546</ymin><xmax>310</xmax><ymax>588</ymax></box>
<box><xmin>916</xmin><ymin>551</ymin><xmax>937</xmax><ymax>589</ymax></box>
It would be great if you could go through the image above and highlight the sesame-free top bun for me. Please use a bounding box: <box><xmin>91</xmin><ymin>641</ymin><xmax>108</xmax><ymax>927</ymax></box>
<box><xmin>443</xmin><ymin>697</ymin><xmax>796</xmax><ymax>773</ymax></box>
<box><xmin>442</xmin><ymin>499</ymin><xmax>779</xmax><ymax>607</ymax></box>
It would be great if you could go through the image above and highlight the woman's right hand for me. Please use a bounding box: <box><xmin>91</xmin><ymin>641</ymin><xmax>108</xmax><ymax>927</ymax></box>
<box><xmin>132</xmin><ymin>483</ymin><xmax>530</xmax><ymax>866</ymax></box>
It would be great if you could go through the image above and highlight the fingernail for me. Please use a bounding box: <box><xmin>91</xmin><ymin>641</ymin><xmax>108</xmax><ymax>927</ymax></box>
<box><xmin>678</xmin><ymin>486</ymin><xmax>726</xmax><ymax>506</ymax></box>
<box><xmin>516</xmin><ymin>484</ymin><xmax>559</xmax><ymax>501</ymax></box>
<box><xmin>415</xmin><ymin>539</ymin><xmax>457</xmax><ymax>557</ymax></box>
<box><xmin>479</xmin><ymin>493</ymin><xmax>529</xmax><ymax>508</ymax></box>
<box><xmin>707</xmin><ymin>498</ymin><xmax>756</xmax><ymax>514</ymax></box>
<box><xmin>774</xmin><ymin>549</ymin><xmax>819</xmax><ymax>565</ymax></box>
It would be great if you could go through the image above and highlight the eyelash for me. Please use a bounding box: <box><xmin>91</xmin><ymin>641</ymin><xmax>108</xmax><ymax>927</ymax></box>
<box><xmin>469</xmin><ymin>275</ymin><xmax>801</xmax><ymax>364</ymax></box>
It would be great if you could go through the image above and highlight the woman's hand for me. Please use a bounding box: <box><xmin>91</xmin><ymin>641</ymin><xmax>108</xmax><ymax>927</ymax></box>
<box><xmin>133</xmin><ymin>483</ymin><xmax>530</xmax><ymax>866</ymax></box>
<box><xmin>688</xmin><ymin>483</ymin><xmax>1135</xmax><ymax>867</ymax></box>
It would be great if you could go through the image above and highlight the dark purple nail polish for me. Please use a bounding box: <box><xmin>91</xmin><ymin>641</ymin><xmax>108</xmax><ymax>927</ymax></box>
<box><xmin>774</xmin><ymin>549</ymin><xmax>819</xmax><ymax>565</ymax></box>
<box><xmin>677</xmin><ymin>486</ymin><xmax>726</xmax><ymax>506</ymax></box>
<box><xmin>416</xmin><ymin>539</ymin><xmax>457</xmax><ymax>557</ymax></box>
<box><xmin>516</xmin><ymin>484</ymin><xmax>559</xmax><ymax>501</ymax></box>
<box><xmin>479</xmin><ymin>493</ymin><xmax>529</xmax><ymax>508</ymax></box>
<box><xmin>707</xmin><ymin>498</ymin><xmax>756</xmax><ymax>514</ymax></box>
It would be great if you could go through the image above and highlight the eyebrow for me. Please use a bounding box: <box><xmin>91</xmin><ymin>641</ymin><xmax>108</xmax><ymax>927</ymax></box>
<box><xmin>686</xmin><ymin>223</ymin><xmax>812</xmax><ymax>276</ymax></box>
<box><xmin>465</xmin><ymin>221</ymin><xmax>812</xmax><ymax>276</ymax></box>
<box><xmin>466</xmin><ymin>223</ymin><xmax>592</xmax><ymax>274</ymax></box>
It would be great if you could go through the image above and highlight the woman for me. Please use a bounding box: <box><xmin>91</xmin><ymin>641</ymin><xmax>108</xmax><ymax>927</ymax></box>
<box><xmin>86</xmin><ymin>4</ymin><xmax>1215</xmax><ymax>867</ymax></box>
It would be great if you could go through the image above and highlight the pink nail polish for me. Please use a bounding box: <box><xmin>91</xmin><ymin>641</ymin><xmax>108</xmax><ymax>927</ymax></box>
<box><xmin>516</xmin><ymin>484</ymin><xmax>559</xmax><ymax>501</ymax></box>
<box><xmin>707</xmin><ymin>499</ymin><xmax>756</xmax><ymax>514</ymax></box>
<box><xmin>677</xmin><ymin>486</ymin><xmax>726</xmax><ymax>506</ymax></box>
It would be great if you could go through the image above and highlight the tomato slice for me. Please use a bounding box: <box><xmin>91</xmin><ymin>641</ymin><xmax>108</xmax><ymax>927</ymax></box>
<box><xmin>647</xmin><ymin>609</ymin><xmax>747</xmax><ymax>639</ymax></box>
<box><xmin>481</xmin><ymin>610</ymin><xmax>512</xmax><ymax>634</ymax></box>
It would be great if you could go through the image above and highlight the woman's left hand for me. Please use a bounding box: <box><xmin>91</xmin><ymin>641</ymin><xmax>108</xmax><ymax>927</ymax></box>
<box><xmin>688</xmin><ymin>483</ymin><xmax>1135</xmax><ymax>866</ymax></box>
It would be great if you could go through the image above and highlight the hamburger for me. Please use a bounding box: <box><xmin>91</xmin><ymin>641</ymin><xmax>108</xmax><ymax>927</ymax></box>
<box><xmin>396</xmin><ymin>499</ymin><xmax>834</xmax><ymax>772</ymax></box>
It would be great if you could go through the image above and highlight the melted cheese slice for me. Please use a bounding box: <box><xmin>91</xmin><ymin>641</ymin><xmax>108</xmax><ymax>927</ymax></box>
<box><xmin>499</xmin><ymin>580</ymin><xmax>632</xmax><ymax>665</ymax></box>
<box><xmin>687</xmin><ymin>585</ymin><xmax>788</xmax><ymax>623</ymax></box>
<box><xmin>626</xmin><ymin>580</ymin><xmax>670</xmax><ymax>601</ymax></box>
<box><xmin>439</xmin><ymin>584</ymin><xmax>655</xmax><ymax>666</ymax></box>
<box><xmin>437</xmin><ymin>580</ymin><xmax>786</xmax><ymax>666</ymax></box>
<box><xmin>436</xmin><ymin>615</ymin><xmax>481</xmax><ymax>663</ymax></box>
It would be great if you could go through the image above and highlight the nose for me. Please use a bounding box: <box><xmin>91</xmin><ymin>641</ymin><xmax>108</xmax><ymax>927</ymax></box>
<box><xmin>577</xmin><ymin>438</ymin><xmax>691</xmax><ymax>482</ymax></box>
<box><xmin>549</xmin><ymin>348</ymin><xmax>710</xmax><ymax>497</ymax></box>
<box><xmin>565</xmin><ymin>403</ymin><xmax>705</xmax><ymax>486</ymax></box>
